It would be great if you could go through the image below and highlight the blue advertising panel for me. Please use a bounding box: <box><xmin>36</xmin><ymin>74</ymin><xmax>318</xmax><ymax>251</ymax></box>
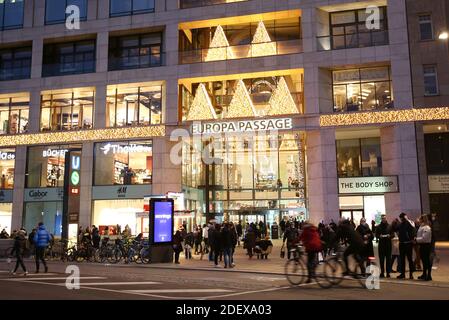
<box><xmin>150</xmin><ymin>198</ymin><xmax>173</xmax><ymax>244</ymax></box>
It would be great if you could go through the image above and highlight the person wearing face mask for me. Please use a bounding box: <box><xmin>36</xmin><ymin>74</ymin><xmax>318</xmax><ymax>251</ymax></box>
<box><xmin>375</xmin><ymin>215</ymin><xmax>394</xmax><ymax>278</ymax></box>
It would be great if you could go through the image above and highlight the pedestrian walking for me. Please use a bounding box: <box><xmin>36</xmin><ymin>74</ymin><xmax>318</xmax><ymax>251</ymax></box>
<box><xmin>221</xmin><ymin>223</ymin><xmax>233</xmax><ymax>268</ymax></box>
<box><xmin>10</xmin><ymin>230</ymin><xmax>28</xmax><ymax>275</ymax></box>
<box><xmin>244</xmin><ymin>226</ymin><xmax>256</xmax><ymax>259</ymax></box>
<box><xmin>173</xmin><ymin>228</ymin><xmax>183</xmax><ymax>264</ymax></box>
<box><xmin>283</xmin><ymin>222</ymin><xmax>299</xmax><ymax>259</ymax></box>
<box><xmin>375</xmin><ymin>215</ymin><xmax>393</xmax><ymax>278</ymax></box>
<box><xmin>210</xmin><ymin>224</ymin><xmax>223</xmax><ymax>267</ymax></box>
<box><xmin>416</xmin><ymin>215</ymin><xmax>432</xmax><ymax>281</ymax></box>
<box><xmin>33</xmin><ymin>222</ymin><xmax>51</xmax><ymax>273</ymax></box>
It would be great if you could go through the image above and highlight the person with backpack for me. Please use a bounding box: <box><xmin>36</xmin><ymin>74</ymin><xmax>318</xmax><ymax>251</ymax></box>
<box><xmin>33</xmin><ymin>222</ymin><xmax>51</xmax><ymax>273</ymax></box>
<box><xmin>300</xmin><ymin>222</ymin><xmax>323</xmax><ymax>283</ymax></box>
<box><xmin>10</xmin><ymin>230</ymin><xmax>28</xmax><ymax>275</ymax></box>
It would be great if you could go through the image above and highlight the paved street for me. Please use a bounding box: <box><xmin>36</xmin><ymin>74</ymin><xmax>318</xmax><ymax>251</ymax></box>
<box><xmin>1</xmin><ymin>241</ymin><xmax>449</xmax><ymax>300</ymax></box>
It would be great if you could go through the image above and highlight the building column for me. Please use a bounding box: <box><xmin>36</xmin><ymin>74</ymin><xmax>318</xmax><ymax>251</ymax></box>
<box><xmin>87</xmin><ymin>0</ymin><xmax>98</xmax><ymax>21</ymax></box>
<box><xmin>304</xmin><ymin>66</ymin><xmax>332</xmax><ymax>114</ymax></box>
<box><xmin>301</xmin><ymin>7</ymin><xmax>315</xmax><ymax>53</ymax></box>
<box><xmin>11</xmin><ymin>146</ymin><xmax>27</xmax><ymax>230</ymax></box>
<box><xmin>96</xmin><ymin>32</ymin><xmax>109</xmax><ymax>74</ymax></box>
<box><xmin>151</xmin><ymin>136</ymin><xmax>182</xmax><ymax>196</ymax></box>
<box><xmin>155</xmin><ymin>0</ymin><xmax>167</xmax><ymax>12</ymax></box>
<box><xmin>306</xmin><ymin>129</ymin><xmax>340</xmax><ymax>223</ymax></box>
<box><xmin>164</xmin><ymin>77</ymin><xmax>179</xmax><ymax>125</ymax></box>
<box><xmin>381</xmin><ymin>123</ymin><xmax>422</xmax><ymax>220</ymax></box>
<box><xmin>164</xmin><ymin>23</ymin><xmax>179</xmax><ymax>67</ymax></box>
<box><xmin>94</xmin><ymin>84</ymin><xmax>107</xmax><ymax>129</ymax></box>
<box><xmin>33</xmin><ymin>0</ymin><xmax>45</xmax><ymax>27</ymax></box>
<box><xmin>97</xmin><ymin>0</ymin><xmax>110</xmax><ymax>20</ymax></box>
<box><xmin>166</xmin><ymin>0</ymin><xmax>177</xmax><ymax>11</ymax></box>
<box><xmin>23</xmin><ymin>0</ymin><xmax>35</xmax><ymax>28</ymax></box>
<box><xmin>415</xmin><ymin>123</ymin><xmax>430</xmax><ymax>214</ymax></box>
<box><xmin>28</xmin><ymin>89</ymin><xmax>41</xmax><ymax>133</ymax></box>
<box><xmin>31</xmin><ymin>38</ymin><xmax>43</xmax><ymax>79</ymax></box>
<box><xmin>79</xmin><ymin>142</ymin><xmax>93</xmax><ymax>228</ymax></box>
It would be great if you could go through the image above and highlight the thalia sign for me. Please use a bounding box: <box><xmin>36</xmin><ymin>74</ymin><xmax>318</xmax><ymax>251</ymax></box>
<box><xmin>100</xmin><ymin>143</ymin><xmax>152</xmax><ymax>155</ymax></box>
<box><xmin>191</xmin><ymin>118</ymin><xmax>293</xmax><ymax>135</ymax></box>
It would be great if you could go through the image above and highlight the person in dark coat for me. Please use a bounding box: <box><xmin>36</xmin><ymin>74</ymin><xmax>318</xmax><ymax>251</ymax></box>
<box><xmin>221</xmin><ymin>224</ymin><xmax>233</xmax><ymax>268</ymax></box>
<box><xmin>375</xmin><ymin>215</ymin><xmax>394</xmax><ymax>278</ymax></box>
<box><xmin>394</xmin><ymin>212</ymin><xmax>416</xmax><ymax>279</ymax></box>
<box><xmin>10</xmin><ymin>230</ymin><xmax>28</xmax><ymax>275</ymax></box>
<box><xmin>283</xmin><ymin>223</ymin><xmax>299</xmax><ymax>259</ymax></box>
<box><xmin>280</xmin><ymin>219</ymin><xmax>286</xmax><ymax>236</ymax></box>
<box><xmin>236</xmin><ymin>221</ymin><xmax>243</xmax><ymax>246</ymax></box>
<box><xmin>210</xmin><ymin>224</ymin><xmax>222</xmax><ymax>266</ymax></box>
<box><xmin>229</xmin><ymin>223</ymin><xmax>238</xmax><ymax>266</ymax></box>
<box><xmin>92</xmin><ymin>225</ymin><xmax>100</xmax><ymax>249</ymax></box>
<box><xmin>244</xmin><ymin>226</ymin><xmax>256</xmax><ymax>259</ymax></box>
<box><xmin>334</xmin><ymin>219</ymin><xmax>366</xmax><ymax>275</ymax></box>
<box><xmin>28</xmin><ymin>228</ymin><xmax>37</xmax><ymax>258</ymax></box>
<box><xmin>173</xmin><ymin>229</ymin><xmax>183</xmax><ymax>264</ymax></box>
<box><xmin>356</xmin><ymin>218</ymin><xmax>375</xmax><ymax>265</ymax></box>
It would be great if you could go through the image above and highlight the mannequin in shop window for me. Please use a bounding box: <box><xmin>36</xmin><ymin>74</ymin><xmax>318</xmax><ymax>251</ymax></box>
<box><xmin>121</xmin><ymin>166</ymin><xmax>135</xmax><ymax>185</ymax></box>
<box><xmin>49</xmin><ymin>166</ymin><xmax>57</xmax><ymax>187</ymax></box>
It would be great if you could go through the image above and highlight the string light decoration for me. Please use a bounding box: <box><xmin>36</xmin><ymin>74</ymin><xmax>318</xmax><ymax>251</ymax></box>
<box><xmin>205</xmin><ymin>25</ymin><xmax>234</xmax><ymax>62</ymax></box>
<box><xmin>320</xmin><ymin>107</ymin><xmax>449</xmax><ymax>127</ymax></box>
<box><xmin>268</xmin><ymin>77</ymin><xmax>299</xmax><ymax>115</ymax></box>
<box><xmin>226</xmin><ymin>80</ymin><xmax>257</xmax><ymax>118</ymax></box>
<box><xmin>186</xmin><ymin>83</ymin><xmax>217</xmax><ymax>121</ymax></box>
<box><xmin>0</xmin><ymin>126</ymin><xmax>165</xmax><ymax>147</ymax></box>
<box><xmin>251</xmin><ymin>21</ymin><xmax>277</xmax><ymax>57</ymax></box>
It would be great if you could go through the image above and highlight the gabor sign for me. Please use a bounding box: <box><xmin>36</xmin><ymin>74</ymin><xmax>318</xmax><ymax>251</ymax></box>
<box><xmin>191</xmin><ymin>118</ymin><xmax>293</xmax><ymax>135</ymax></box>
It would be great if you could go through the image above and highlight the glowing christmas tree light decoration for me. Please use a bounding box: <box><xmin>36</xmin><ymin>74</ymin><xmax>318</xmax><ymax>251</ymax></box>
<box><xmin>186</xmin><ymin>84</ymin><xmax>217</xmax><ymax>121</ymax></box>
<box><xmin>205</xmin><ymin>25</ymin><xmax>234</xmax><ymax>62</ymax></box>
<box><xmin>226</xmin><ymin>80</ymin><xmax>256</xmax><ymax>118</ymax></box>
<box><xmin>250</xmin><ymin>21</ymin><xmax>277</xmax><ymax>57</ymax></box>
<box><xmin>268</xmin><ymin>77</ymin><xmax>299</xmax><ymax>115</ymax></box>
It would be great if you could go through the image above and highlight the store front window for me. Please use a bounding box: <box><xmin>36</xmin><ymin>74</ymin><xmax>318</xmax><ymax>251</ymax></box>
<box><xmin>40</xmin><ymin>89</ymin><xmax>94</xmax><ymax>131</ymax></box>
<box><xmin>23</xmin><ymin>202</ymin><xmax>62</xmax><ymax>236</ymax></box>
<box><xmin>339</xmin><ymin>195</ymin><xmax>385</xmax><ymax>226</ymax></box>
<box><xmin>336</xmin><ymin>137</ymin><xmax>382</xmax><ymax>177</ymax></box>
<box><xmin>0</xmin><ymin>93</ymin><xmax>29</xmax><ymax>134</ymax></box>
<box><xmin>182</xmin><ymin>132</ymin><xmax>306</xmax><ymax>221</ymax></box>
<box><xmin>0</xmin><ymin>203</ymin><xmax>12</xmax><ymax>235</ymax></box>
<box><xmin>26</xmin><ymin>145</ymin><xmax>81</xmax><ymax>188</ymax></box>
<box><xmin>93</xmin><ymin>199</ymin><xmax>146</xmax><ymax>236</ymax></box>
<box><xmin>94</xmin><ymin>141</ymin><xmax>152</xmax><ymax>185</ymax></box>
<box><xmin>0</xmin><ymin>148</ymin><xmax>15</xmax><ymax>189</ymax></box>
<box><xmin>106</xmin><ymin>84</ymin><xmax>162</xmax><ymax>127</ymax></box>
<box><xmin>180</xmin><ymin>72</ymin><xmax>303</xmax><ymax>121</ymax></box>
<box><xmin>333</xmin><ymin>67</ymin><xmax>393</xmax><ymax>112</ymax></box>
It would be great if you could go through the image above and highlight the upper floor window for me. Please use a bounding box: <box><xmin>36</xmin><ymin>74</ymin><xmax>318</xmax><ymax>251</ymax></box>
<box><xmin>180</xmin><ymin>0</ymin><xmax>247</xmax><ymax>9</ymax></box>
<box><xmin>0</xmin><ymin>0</ymin><xmax>24</xmax><ymax>30</ymax></box>
<box><xmin>318</xmin><ymin>7</ymin><xmax>388</xmax><ymax>50</ymax></box>
<box><xmin>110</xmin><ymin>0</ymin><xmax>155</xmax><ymax>17</ymax></box>
<box><xmin>0</xmin><ymin>46</ymin><xmax>31</xmax><ymax>81</ymax></box>
<box><xmin>333</xmin><ymin>67</ymin><xmax>393</xmax><ymax>112</ymax></box>
<box><xmin>419</xmin><ymin>14</ymin><xmax>433</xmax><ymax>41</ymax></box>
<box><xmin>108</xmin><ymin>33</ymin><xmax>162</xmax><ymax>71</ymax></box>
<box><xmin>106</xmin><ymin>84</ymin><xmax>162</xmax><ymax>127</ymax></box>
<box><xmin>45</xmin><ymin>0</ymin><xmax>87</xmax><ymax>25</ymax></box>
<box><xmin>42</xmin><ymin>40</ymin><xmax>96</xmax><ymax>77</ymax></box>
<box><xmin>337</xmin><ymin>138</ymin><xmax>382</xmax><ymax>178</ymax></box>
<box><xmin>0</xmin><ymin>93</ymin><xmax>29</xmax><ymax>134</ymax></box>
<box><xmin>0</xmin><ymin>148</ymin><xmax>15</xmax><ymax>189</ymax></box>
<box><xmin>425</xmin><ymin>132</ymin><xmax>449</xmax><ymax>174</ymax></box>
<box><xmin>423</xmin><ymin>65</ymin><xmax>439</xmax><ymax>96</ymax></box>
<box><xmin>179</xmin><ymin>18</ymin><xmax>302</xmax><ymax>63</ymax></box>
<box><xmin>40</xmin><ymin>89</ymin><xmax>94</xmax><ymax>132</ymax></box>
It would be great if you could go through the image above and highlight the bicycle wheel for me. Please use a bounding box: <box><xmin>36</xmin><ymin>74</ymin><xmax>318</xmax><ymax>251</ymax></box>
<box><xmin>109</xmin><ymin>248</ymin><xmax>122</xmax><ymax>264</ymax></box>
<box><xmin>315</xmin><ymin>260</ymin><xmax>337</xmax><ymax>289</ymax></box>
<box><xmin>323</xmin><ymin>257</ymin><xmax>344</xmax><ymax>286</ymax></box>
<box><xmin>284</xmin><ymin>258</ymin><xmax>307</xmax><ymax>285</ymax></box>
<box><xmin>352</xmin><ymin>262</ymin><xmax>368</xmax><ymax>288</ymax></box>
<box><xmin>140</xmin><ymin>248</ymin><xmax>150</xmax><ymax>264</ymax></box>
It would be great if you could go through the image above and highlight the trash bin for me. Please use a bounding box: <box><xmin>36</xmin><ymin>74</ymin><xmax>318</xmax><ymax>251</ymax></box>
<box><xmin>271</xmin><ymin>225</ymin><xmax>279</xmax><ymax>239</ymax></box>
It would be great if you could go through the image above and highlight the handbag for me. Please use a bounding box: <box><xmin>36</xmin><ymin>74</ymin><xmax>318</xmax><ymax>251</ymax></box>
<box><xmin>280</xmin><ymin>244</ymin><xmax>285</xmax><ymax>258</ymax></box>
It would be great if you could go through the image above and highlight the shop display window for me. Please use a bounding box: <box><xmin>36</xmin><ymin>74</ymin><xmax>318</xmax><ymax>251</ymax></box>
<box><xmin>0</xmin><ymin>203</ymin><xmax>12</xmax><ymax>235</ymax></box>
<box><xmin>23</xmin><ymin>202</ymin><xmax>62</xmax><ymax>235</ymax></box>
<box><xmin>0</xmin><ymin>148</ymin><xmax>15</xmax><ymax>189</ymax></box>
<box><xmin>94</xmin><ymin>140</ymin><xmax>152</xmax><ymax>185</ymax></box>
<box><xmin>0</xmin><ymin>94</ymin><xmax>29</xmax><ymax>134</ymax></box>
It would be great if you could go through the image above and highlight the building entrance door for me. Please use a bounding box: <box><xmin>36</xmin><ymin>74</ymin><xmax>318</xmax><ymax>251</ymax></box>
<box><xmin>340</xmin><ymin>209</ymin><xmax>364</xmax><ymax>226</ymax></box>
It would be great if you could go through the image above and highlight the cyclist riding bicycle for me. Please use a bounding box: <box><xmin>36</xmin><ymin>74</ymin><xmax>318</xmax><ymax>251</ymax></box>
<box><xmin>333</xmin><ymin>218</ymin><xmax>367</xmax><ymax>276</ymax></box>
<box><xmin>299</xmin><ymin>221</ymin><xmax>323</xmax><ymax>283</ymax></box>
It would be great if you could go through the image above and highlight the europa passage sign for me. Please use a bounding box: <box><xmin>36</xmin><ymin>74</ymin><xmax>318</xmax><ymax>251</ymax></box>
<box><xmin>150</xmin><ymin>198</ymin><xmax>174</xmax><ymax>244</ymax></box>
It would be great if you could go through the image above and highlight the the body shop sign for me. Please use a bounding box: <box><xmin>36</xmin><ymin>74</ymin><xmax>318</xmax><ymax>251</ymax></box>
<box><xmin>428</xmin><ymin>175</ymin><xmax>449</xmax><ymax>193</ymax></box>
<box><xmin>338</xmin><ymin>176</ymin><xmax>399</xmax><ymax>194</ymax></box>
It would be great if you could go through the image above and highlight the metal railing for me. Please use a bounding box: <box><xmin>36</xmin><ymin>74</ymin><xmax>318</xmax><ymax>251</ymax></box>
<box><xmin>108</xmin><ymin>53</ymin><xmax>165</xmax><ymax>71</ymax></box>
<box><xmin>317</xmin><ymin>30</ymin><xmax>389</xmax><ymax>51</ymax></box>
<box><xmin>179</xmin><ymin>39</ymin><xmax>303</xmax><ymax>64</ymax></box>
<box><xmin>180</xmin><ymin>0</ymin><xmax>247</xmax><ymax>9</ymax></box>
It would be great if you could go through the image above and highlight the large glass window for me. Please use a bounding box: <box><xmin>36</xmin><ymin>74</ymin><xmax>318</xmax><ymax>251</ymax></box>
<box><xmin>42</xmin><ymin>40</ymin><xmax>96</xmax><ymax>77</ymax></box>
<box><xmin>336</xmin><ymin>138</ymin><xmax>382</xmax><ymax>178</ymax></box>
<box><xmin>40</xmin><ymin>89</ymin><xmax>94</xmax><ymax>131</ymax></box>
<box><xmin>106</xmin><ymin>85</ymin><xmax>161</xmax><ymax>127</ymax></box>
<box><xmin>333</xmin><ymin>67</ymin><xmax>393</xmax><ymax>112</ymax></box>
<box><xmin>23</xmin><ymin>202</ymin><xmax>63</xmax><ymax>236</ymax></box>
<box><xmin>419</xmin><ymin>14</ymin><xmax>433</xmax><ymax>41</ymax></box>
<box><xmin>0</xmin><ymin>203</ymin><xmax>12</xmax><ymax>235</ymax></box>
<box><xmin>110</xmin><ymin>0</ymin><xmax>155</xmax><ymax>17</ymax></box>
<box><xmin>26</xmin><ymin>145</ymin><xmax>80</xmax><ymax>188</ymax></box>
<box><xmin>0</xmin><ymin>94</ymin><xmax>29</xmax><ymax>134</ymax></box>
<box><xmin>423</xmin><ymin>65</ymin><xmax>439</xmax><ymax>96</ymax></box>
<box><xmin>325</xmin><ymin>7</ymin><xmax>388</xmax><ymax>50</ymax></box>
<box><xmin>108</xmin><ymin>33</ymin><xmax>162</xmax><ymax>71</ymax></box>
<box><xmin>0</xmin><ymin>148</ymin><xmax>15</xmax><ymax>189</ymax></box>
<box><xmin>425</xmin><ymin>132</ymin><xmax>449</xmax><ymax>174</ymax></box>
<box><xmin>45</xmin><ymin>0</ymin><xmax>87</xmax><ymax>25</ymax></box>
<box><xmin>0</xmin><ymin>0</ymin><xmax>24</xmax><ymax>30</ymax></box>
<box><xmin>180</xmin><ymin>0</ymin><xmax>247</xmax><ymax>9</ymax></box>
<box><xmin>0</xmin><ymin>46</ymin><xmax>32</xmax><ymax>81</ymax></box>
<box><xmin>94</xmin><ymin>141</ymin><xmax>153</xmax><ymax>185</ymax></box>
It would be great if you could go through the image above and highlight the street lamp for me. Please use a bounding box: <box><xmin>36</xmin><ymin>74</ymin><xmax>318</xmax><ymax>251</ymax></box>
<box><xmin>438</xmin><ymin>31</ymin><xmax>449</xmax><ymax>40</ymax></box>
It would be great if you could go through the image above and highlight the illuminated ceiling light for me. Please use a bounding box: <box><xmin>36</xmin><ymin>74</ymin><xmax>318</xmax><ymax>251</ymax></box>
<box><xmin>267</xmin><ymin>77</ymin><xmax>299</xmax><ymax>116</ymax></box>
<box><xmin>438</xmin><ymin>126</ymin><xmax>442</xmax><ymax>130</ymax></box>
<box><xmin>250</xmin><ymin>21</ymin><xmax>277</xmax><ymax>57</ymax></box>
<box><xmin>439</xmin><ymin>31</ymin><xmax>449</xmax><ymax>40</ymax></box>
<box><xmin>186</xmin><ymin>84</ymin><xmax>217</xmax><ymax>121</ymax></box>
<box><xmin>384</xmin><ymin>90</ymin><xmax>390</xmax><ymax>93</ymax></box>
<box><xmin>226</xmin><ymin>80</ymin><xmax>256</xmax><ymax>118</ymax></box>
<box><xmin>205</xmin><ymin>25</ymin><xmax>234</xmax><ymax>62</ymax></box>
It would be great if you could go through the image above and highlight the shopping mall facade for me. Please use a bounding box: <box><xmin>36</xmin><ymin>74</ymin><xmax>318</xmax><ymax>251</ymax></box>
<box><xmin>1</xmin><ymin>0</ymin><xmax>449</xmax><ymax>240</ymax></box>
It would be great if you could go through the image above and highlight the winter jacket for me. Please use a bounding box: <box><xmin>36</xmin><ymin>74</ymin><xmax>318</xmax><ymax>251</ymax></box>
<box><xmin>173</xmin><ymin>231</ymin><xmax>183</xmax><ymax>253</ymax></box>
<box><xmin>210</xmin><ymin>229</ymin><xmax>223</xmax><ymax>251</ymax></box>
<box><xmin>245</xmin><ymin>229</ymin><xmax>256</xmax><ymax>248</ymax></box>
<box><xmin>335</xmin><ymin>223</ymin><xmax>365</xmax><ymax>249</ymax></box>
<box><xmin>375</xmin><ymin>222</ymin><xmax>393</xmax><ymax>245</ymax></box>
<box><xmin>416</xmin><ymin>225</ymin><xmax>432</xmax><ymax>244</ymax></box>
<box><xmin>396</xmin><ymin>219</ymin><xmax>416</xmax><ymax>244</ymax></box>
<box><xmin>300</xmin><ymin>225</ymin><xmax>323</xmax><ymax>252</ymax></box>
<box><xmin>221</xmin><ymin>227</ymin><xmax>233</xmax><ymax>249</ymax></box>
<box><xmin>33</xmin><ymin>225</ymin><xmax>51</xmax><ymax>248</ymax></box>
<box><xmin>11</xmin><ymin>233</ymin><xmax>26</xmax><ymax>256</ymax></box>
<box><xmin>356</xmin><ymin>223</ymin><xmax>375</xmax><ymax>256</ymax></box>
<box><xmin>283</xmin><ymin>227</ymin><xmax>299</xmax><ymax>246</ymax></box>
